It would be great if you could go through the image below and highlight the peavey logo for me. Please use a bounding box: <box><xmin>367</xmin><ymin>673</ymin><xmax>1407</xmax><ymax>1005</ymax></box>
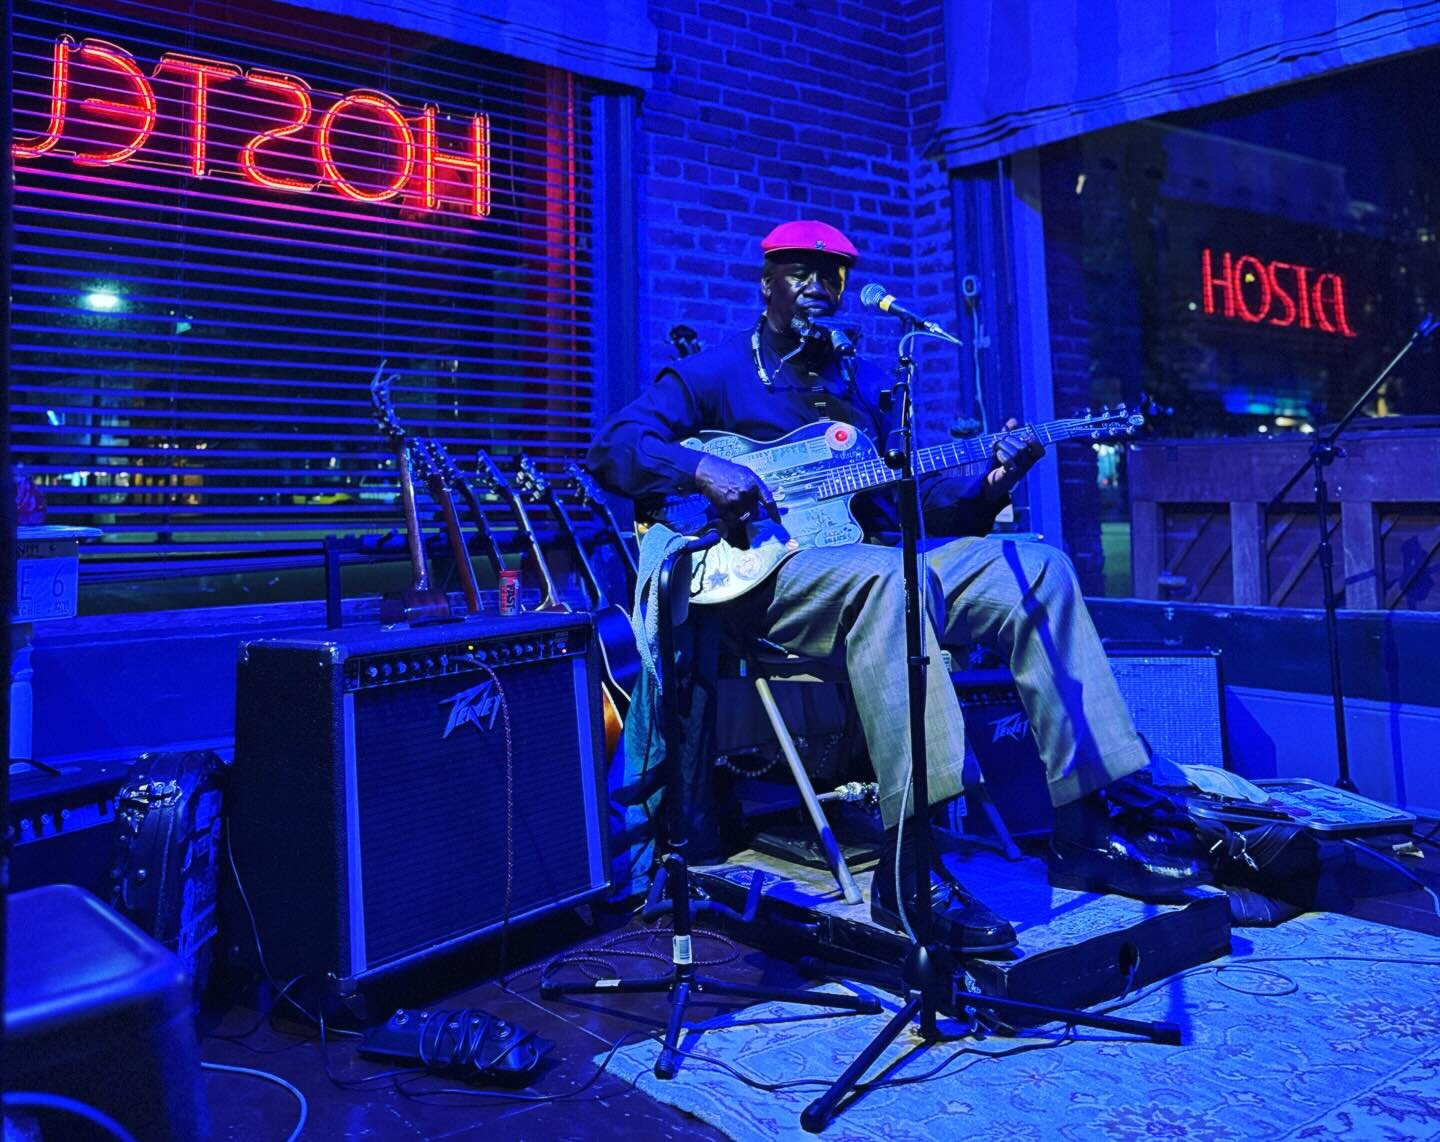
<box><xmin>440</xmin><ymin>678</ymin><xmax>503</xmax><ymax>738</ymax></box>
<box><xmin>990</xmin><ymin>711</ymin><xmax>1031</xmax><ymax>743</ymax></box>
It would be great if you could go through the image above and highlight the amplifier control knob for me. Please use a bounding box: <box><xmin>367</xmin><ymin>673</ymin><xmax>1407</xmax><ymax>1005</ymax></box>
<box><xmin>423</xmin><ymin>658</ymin><xmax>435</xmax><ymax>671</ymax></box>
<box><xmin>410</xmin><ymin>660</ymin><xmax>421</xmax><ymax>674</ymax></box>
<box><xmin>366</xmin><ymin>666</ymin><xmax>379</xmax><ymax>680</ymax></box>
<box><xmin>381</xmin><ymin>662</ymin><xmax>393</xmax><ymax>677</ymax></box>
<box><xmin>396</xmin><ymin>660</ymin><xmax>408</xmax><ymax>675</ymax></box>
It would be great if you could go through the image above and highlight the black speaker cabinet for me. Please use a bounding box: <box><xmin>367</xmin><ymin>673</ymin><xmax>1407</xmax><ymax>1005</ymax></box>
<box><xmin>229</xmin><ymin>614</ymin><xmax>608</xmax><ymax>989</ymax></box>
<box><xmin>1106</xmin><ymin>648</ymin><xmax>1226</xmax><ymax>770</ymax></box>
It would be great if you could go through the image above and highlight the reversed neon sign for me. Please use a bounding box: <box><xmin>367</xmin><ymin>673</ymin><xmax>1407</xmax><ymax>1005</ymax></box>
<box><xmin>1201</xmin><ymin>248</ymin><xmax>1355</xmax><ymax>337</ymax></box>
<box><xmin>12</xmin><ymin>35</ymin><xmax>491</xmax><ymax>217</ymax></box>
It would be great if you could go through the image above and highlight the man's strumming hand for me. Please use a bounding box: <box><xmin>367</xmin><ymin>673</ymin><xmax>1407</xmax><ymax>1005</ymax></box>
<box><xmin>694</xmin><ymin>454</ymin><xmax>781</xmax><ymax>530</ymax></box>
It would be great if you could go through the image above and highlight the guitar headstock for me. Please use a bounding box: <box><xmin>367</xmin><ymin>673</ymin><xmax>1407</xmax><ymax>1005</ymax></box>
<box><xmin>565</xmin><ymin>462</ymin><xmax>608</xmax><ymax>511</ymax></box>
<box><xmin>369</xmin><ymin>361</ymin><xmax>406</xmax><ymax>443</ymax></box>
<box><xmin>424</xmin><ymin>437</ymin><xmax>464</xmax><ymax>489</ymax></box>
<box><xmin>471</xmin><ymin>448</ymin><xmax>516</xmax><ymax>500</ymax></box>
<box><xmin>513</xmin><ymin>454</ymin><xmax>553</xmax><ymax>507</ymax></box>
<box><xmin>1060</xmin><ymin>404</ymin><xmax>1145</xmax><ymax>441</ymax></box>
<box><xmin>408</xmin><ymin>437</ymin><xmax>439</xmax><ymax>482</ymax></box>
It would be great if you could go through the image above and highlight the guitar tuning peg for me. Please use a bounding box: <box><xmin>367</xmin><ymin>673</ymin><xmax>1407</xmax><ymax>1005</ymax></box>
<box><xmin>1081</xmin><ymin>407</ymin><xmax>1092</xmax><ymax>418</ymax></box>
<box><xmin>1100</xmin><ymin>404</ymin><xmax>1110</xmax><ymax>415</ymax></box>
<box><xmin>1116</xmin><ymin>402</ymin><xmax>1127</xmax><ymax>413</ymax></box>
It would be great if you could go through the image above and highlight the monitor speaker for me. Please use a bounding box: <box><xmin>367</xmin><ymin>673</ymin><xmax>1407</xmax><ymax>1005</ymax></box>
<box><xmin>228</xmin><ymin>614</ymin><xmax>607</xmax><ymax>990</ymax></box>
<box><xmin>1105</xmin><ymin>648</ymin><xmax>1226</xmax><ymax>770</ymax></box>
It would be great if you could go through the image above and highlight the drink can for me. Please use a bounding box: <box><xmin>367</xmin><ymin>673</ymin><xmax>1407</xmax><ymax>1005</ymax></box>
<box><xmin>498</xmin><ymin>569</ymin><xmax>521</xmax><ymax>615</ymax></box>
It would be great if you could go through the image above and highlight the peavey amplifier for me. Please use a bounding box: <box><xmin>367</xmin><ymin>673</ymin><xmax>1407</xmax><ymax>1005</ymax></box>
<box><xmin>228</xmin><ymin>614</ymin><xmax>607</xmax><ymax>989</ymax></box>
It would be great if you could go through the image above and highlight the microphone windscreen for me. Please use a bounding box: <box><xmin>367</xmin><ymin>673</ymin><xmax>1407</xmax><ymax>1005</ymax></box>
<box><xmin>859</xmin><ymin>282</ymin><xmax>888</xmax><ymax>310</ymax></box>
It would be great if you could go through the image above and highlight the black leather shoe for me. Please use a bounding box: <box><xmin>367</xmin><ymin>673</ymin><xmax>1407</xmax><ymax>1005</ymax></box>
<box><xmin>870</xmin><ymin>835</ymin><xmax>1017</xmax><ymax>957</ymax></box>
<box><xmin>1047</xmin><ymin>772</ymin><xmax>1209</xmax><ymax>903</ymax></box>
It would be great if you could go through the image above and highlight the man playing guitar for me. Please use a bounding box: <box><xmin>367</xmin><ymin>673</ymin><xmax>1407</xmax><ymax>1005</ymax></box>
<box><xmin>587</xmin><ymin>220</ymin><xmax>1208</xmax><ymax>955</ymax></box>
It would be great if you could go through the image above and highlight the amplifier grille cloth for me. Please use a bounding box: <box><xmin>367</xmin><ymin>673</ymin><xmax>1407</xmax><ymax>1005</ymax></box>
<box><xmin>1108</xmin><ymin>654</ymin><xmax>1225</xmax><ymax>771</ymax></box>
<box><xmin>352</xmin><ymin>657</ymin><xmax>595</xmax><ymax>967</ymax></box>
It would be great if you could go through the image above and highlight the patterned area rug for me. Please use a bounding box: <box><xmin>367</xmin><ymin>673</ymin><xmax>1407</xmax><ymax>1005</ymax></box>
<box><xmin>601</xmin><ymin>912</ymin><xmax>1440</xmax><ymax>1141</ymax></box>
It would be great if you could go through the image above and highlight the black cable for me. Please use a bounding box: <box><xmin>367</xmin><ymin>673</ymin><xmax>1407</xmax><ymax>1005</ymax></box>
<box><xmin>222</xmin><ymin>824</ymin><xmax>361</xmax><ymax>1040</ymax></box>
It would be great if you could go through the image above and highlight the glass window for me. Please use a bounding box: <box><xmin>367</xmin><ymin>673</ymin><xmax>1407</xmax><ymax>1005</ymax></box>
<box><xmin>1040</xmin><ymin>49</ymin><xmax>1440</xmax><ymax>604</ymax></box>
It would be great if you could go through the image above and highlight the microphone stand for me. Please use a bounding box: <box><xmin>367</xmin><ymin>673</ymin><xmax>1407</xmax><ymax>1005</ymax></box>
<box><xmin>1263</xmin><ymin>314</ymin><xmax>1437</xmax><ymax>794</ymax></box>
<box><xmin>801</xmin><ymin>324</ymin><xmax>1177</xmax><ymax>1135</ymax></box>
<box><xmin>541</xmin><ymin>528</ymin><xmax>881</xmax><ymax>1079</ymax></box>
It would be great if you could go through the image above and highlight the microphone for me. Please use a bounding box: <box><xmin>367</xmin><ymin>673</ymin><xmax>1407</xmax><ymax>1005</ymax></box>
<box><xmin>859</xmin><ymin>283</ymin><xmax>961</xmax><ymax>344</ymax></box>
<box><xmin>808</xmin><ymin>315</ymin><xmax>858</xmax><ymax>356</ymax></box>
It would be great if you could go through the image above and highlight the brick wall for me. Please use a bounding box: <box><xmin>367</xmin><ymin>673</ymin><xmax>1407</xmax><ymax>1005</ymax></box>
<box><xmin>634</xmin><ymin>0</ymin><xmax>960</xmax><ymax>440</ymax></box>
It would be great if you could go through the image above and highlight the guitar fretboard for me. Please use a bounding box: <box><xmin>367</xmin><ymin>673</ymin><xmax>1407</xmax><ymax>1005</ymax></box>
<box><xmin>814</xmin><ymin>418</ymin><xmax>1123</xmax><ymax>500</ymax></box>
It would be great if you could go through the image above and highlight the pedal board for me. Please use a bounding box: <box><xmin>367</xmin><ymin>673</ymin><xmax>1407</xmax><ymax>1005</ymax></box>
<box><xmin>359</xmin><ymin>1007</ymin><xmax>552</xmax><ymax>1084</ymax></box>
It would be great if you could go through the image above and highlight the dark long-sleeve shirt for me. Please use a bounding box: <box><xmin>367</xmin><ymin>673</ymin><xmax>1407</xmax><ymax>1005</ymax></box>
<box><xmin>587</xmin><ymin>327</ymin><xmax>1007</xmax><ymax>539</ymax></box>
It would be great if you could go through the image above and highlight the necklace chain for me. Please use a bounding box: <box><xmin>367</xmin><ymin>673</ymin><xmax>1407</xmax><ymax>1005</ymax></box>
<box><xmin>750</xmin><ymin>317</ymin><xmax>780</xmax><ymax>388</ymax></box>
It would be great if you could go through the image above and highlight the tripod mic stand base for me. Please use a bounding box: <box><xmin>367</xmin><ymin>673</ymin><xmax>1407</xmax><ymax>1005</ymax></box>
<box><xmin>540</xmin><ymin>969</ymin><xmax>882</xmax><ymax>1080</ymax></box>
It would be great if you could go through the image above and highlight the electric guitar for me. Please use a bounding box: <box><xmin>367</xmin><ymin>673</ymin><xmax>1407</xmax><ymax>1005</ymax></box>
<box><xmin>652</xmin><ymin>407</ymin><xmax>1144</xmax><ymax>606</ymax></box>
<box><xmin>471</xmin><ymin>449</ymin><xmax>568</xmax><ymax>613</ymax></box>
<box><xmin>409</xmin><ymin>438</ymin><xmax>482</xmax><ymax>616</ymax></box>
<box><xmin>515</xmin><ymin>455</ymin><xmax>639</xmax><ymax>755</ymax></box>
<box><xmin>368</xmin><ymin>366</ymin><xmax>451</xmax><ymax>624</ymax></box>
<box><xmin>565</xmin><ymin>461</ymin><xmax>639</xmax><ymax>588</ymax></box>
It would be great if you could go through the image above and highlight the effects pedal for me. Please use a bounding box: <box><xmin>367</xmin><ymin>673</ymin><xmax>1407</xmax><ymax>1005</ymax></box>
<box><xmin>359</xmin><ymin>1007</ymin><xmax>552</xmax><ymax>1084</ymax></box>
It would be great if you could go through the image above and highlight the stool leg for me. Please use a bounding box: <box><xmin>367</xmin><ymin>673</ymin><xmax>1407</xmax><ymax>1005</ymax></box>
<box><xmin>966</xmin><ymin>774</ymin><xmax>1023</xmax><ymax>861</ymax></box>
<box><xmin>753</xmin><ymin>678</ymin><xmax>864</xmax><ymax>905</ymax></box>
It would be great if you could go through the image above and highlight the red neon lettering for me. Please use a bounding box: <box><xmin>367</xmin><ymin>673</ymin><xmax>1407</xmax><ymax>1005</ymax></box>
<box><xmin>16</xmin><ymin>32</ymin><xmax>494</xmax><ymax>221</ymax></box>
<box><xmin>239</xmin><ymin>71</ymin><xmax>315</xmax><ymax>192</ymax></box>
<box><xmin>316</xmin><ymin>91</ymin><xmax>415</xmax><ymax>203</ymax></box>
<box><xmin>1293</xmin><ymin>264</ymin><xmax>1313</xmax><ymax>329</ymax></box>
<box><xmin>156</xmin><ymin>53</ymin><xmax>242</xmax><ymax>177</ymax></box>
<box><xmin>1233</xmin><ymin>255</ymin><xmax>1271</xmax><ymax>324</ymax></box>
<box><xmin>1266</xmin><ymin>262</ymin><xmax>1297</xmax><ymax>327</ymax></box>
<box><xmin>1311</xmin><ymin>274</ymin><xmax>1356</xmax><ymax>337</ymax></box>
<box><xmin>71</xmin><ymin>39</ymin><xmax>157</xmax><ymax>166</ymax></box>
<box><xmin>1200</xmin><ymin>250</ymin><xmax>1356</xmax><ymax>337</ymax></box>
<box><xmin>421</xmin><ymin>106</ymin><xmax>491</xmax><ymax>217</ymax></box>
<box><xmin>1201</xmin><ymin>248</ymin><xmax>1234</xmax><ymax>318</ymax></box>
<box><xmin>13</xmin><ymin>35</ymin><xmax>72</xmax><ymax>159</ymax></box>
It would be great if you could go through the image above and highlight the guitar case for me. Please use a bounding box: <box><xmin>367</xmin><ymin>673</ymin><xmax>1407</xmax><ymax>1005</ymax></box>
<box><xmin>111</xmin><ymin>749</ymin><xmax>229</xmax><ymax>996</ymax></box>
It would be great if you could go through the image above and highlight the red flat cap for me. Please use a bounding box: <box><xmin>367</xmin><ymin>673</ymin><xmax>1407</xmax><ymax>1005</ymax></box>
<box><xmin>760</xmin><ymin>220</ymin><xmax>859</xmax><ymax>263</ymax></box>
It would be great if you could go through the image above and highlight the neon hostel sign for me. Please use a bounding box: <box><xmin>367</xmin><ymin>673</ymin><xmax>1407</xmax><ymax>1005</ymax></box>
<box><xmin>12</xmin><ymin>35</ymin><xmax>491</xmax><ymax>217</ymax></box>
<box><xmin>1201</xmin><ymin>248</ymin><xmax>1356</xmax><ymax>337</ymax></box>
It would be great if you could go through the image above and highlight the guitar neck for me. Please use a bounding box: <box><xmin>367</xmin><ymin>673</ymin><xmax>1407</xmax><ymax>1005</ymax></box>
<box><xmin>596</xmin><ymin>501</ymin><xmax>639</xmax><ymax>581</ymax></box>
<box><xmin>502</xmin><ymin>491</ymin><xmax>567</xmax><ymax>611</ymax></box>
<box><xmin>451</xmin><ymin>479</ymin><xmax>511</xmax><ymax>584</ymax></box>
<box><xmin>816</xmin><ymin>418</ymin><xmax>1105</xmax><ymax>499</ymax></box>
<box><xmin>426</xmin><ymin>477</ymin><xmax>481</xmax><ymax>615</ymax></box>
<box><xmin>546</xmin><ymin>494</ymin><xmax>609</xmax><ymax>610</ymax></box>
<box><xmin>394</xmin><ymin>443</ymin><xmax>432</xmax><ymax>591</ymax></box>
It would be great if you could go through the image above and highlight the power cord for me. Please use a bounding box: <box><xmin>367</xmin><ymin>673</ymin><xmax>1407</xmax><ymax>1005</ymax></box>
<box><xmin>1344</xmin><ymin>837</ymin><xmax>1440</xmax><ymax>919</ymax></box>
<box><xmin>3</xmin><ymin>1092</ymin><xmax>138</xmax><ymax>1142</ymax></box>
<box><xmin>200</xmin><ymin>1063</ymin><xmax>308</xmax><ymax>1142</ymax></box>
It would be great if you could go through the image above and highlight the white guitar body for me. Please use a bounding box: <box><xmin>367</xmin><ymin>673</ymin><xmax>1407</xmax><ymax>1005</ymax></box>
<box><xmin>654</xmin><ymin>420</ymin><xmax>893</xmax><ymax>606</ymax></box>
